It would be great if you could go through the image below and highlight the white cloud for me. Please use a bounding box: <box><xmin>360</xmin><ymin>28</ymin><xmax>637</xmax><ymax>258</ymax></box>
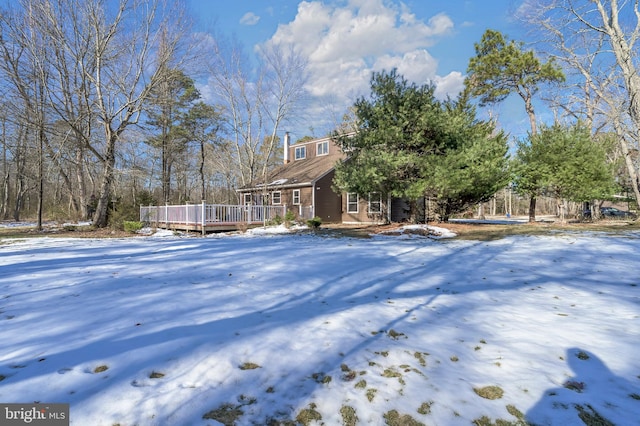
<box><xmin>373</xmin><ymin>49</ymin><xmax>439</xmax><ymax>84</ymax></box>
<box><xmin>433</xmin><ymin>71</ymin><xmax>466</xmax><ymax>100</ymax></box>
<box><xmin>264</xmin><ymin>0</ymin><xmax>458</xmax><ymax>132</ymax></box>
<box><xmin>240</xmin><ymin>12</ymin><xmax>260</xmax><ymax>26</ymax></box>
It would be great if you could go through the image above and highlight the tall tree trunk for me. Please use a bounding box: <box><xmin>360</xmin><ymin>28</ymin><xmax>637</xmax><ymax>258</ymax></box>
<box><xmin>76</xmin><ymin>143</ymin><xmax>88</xmax><ymax>219</ymax></box>
<box><xmin>1</xmin><ymin>120</ymin><xmax>9</xmax><ymax>220</ymax></box>
<box><xmin>199</xmin><ymin>139</ymin><xmax>206</xmax><ymax>201</ymax></box>
<box><xmin>528</xmin><ymin>196</ymin><xmax>537</xmax><ymax>223</ymax></box>
<box><xmin>93</xmin><ymin>132</ymin><xmax>117</xmax><ymax>228</ymax></box>
<box><xmin>37</xmin><ymin>109</ymin><xmax>45</xmax><ymax>231</ymax></box>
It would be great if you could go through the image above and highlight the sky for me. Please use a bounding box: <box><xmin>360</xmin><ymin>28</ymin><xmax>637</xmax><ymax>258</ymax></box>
<box><xmin>185</xmin><ymin>0</ymin><xmax>534</xmax><ymax>140</ymax></box>
<box><xmin>1</xmin><ymin>223</ymin><xmax>639</xmax><ymax>424</ymax></box>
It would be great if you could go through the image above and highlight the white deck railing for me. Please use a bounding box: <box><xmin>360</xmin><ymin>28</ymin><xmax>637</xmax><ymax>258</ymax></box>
<box><xmin>140</xmin><ymin>203</ymin><xmax>287</xmax><ymax>228</ymax></box>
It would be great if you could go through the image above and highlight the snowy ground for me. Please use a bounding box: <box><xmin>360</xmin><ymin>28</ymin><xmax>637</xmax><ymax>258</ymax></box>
<box><xmin>0</xmin><ymin>224</ymin><xmax>639</xmax><ymax>425</ymax></box>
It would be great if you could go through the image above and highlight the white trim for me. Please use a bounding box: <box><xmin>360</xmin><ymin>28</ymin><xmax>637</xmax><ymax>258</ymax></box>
<box><xmin>347</xmin><ymin>192</ymin><xmax>359</xmax><ymax>213</ymax></box>
<box><xmin>316</xmin><ymin>140</ymin><xmax>329</xmax><ymax>156</ymax></box>
<box><xmin>294</xmin><ymin>145</ymin><xmax>306</xmax><ymax>160</ymax></box>
<box><xmin>271</xmin><ymin>191</ymin><xmax>282</xmax><ymax>205</ymax></box>
<box><xmin>292</xmin><ymin>189</ymin><xmax>301</xmax><ymax>205</ymax></box>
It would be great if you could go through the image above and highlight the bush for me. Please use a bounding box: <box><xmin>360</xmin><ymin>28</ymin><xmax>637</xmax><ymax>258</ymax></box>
<box><xmin>267</xmin><ymin>215</ymin><xmax>283</xmax><ymax>226</ymax></box>
<box><xmin>123</xmin><ymin>221</ymin><xmax>143</xmax><ymax>233</ymax></box>
<box><xmin>307</xmin><ymin>216</ymin><xmax>322</xmax><ymax>229</ymax></box>
<box><xmin>284</xmin><ymin>210</ymin><xmax>296</xmax><ymax>227</ymax></box>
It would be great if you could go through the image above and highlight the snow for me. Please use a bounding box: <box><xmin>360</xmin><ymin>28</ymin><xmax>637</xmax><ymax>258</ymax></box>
<box><xmin>1</xmin><ymin>225</ymin><xmax>639</xmax><ymax>425</ymax></box>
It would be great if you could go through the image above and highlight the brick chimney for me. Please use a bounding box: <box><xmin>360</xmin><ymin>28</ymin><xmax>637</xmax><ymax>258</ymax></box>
<box><xmin>283</xmin><ymin>132</ymin><xmax>290</xmax><ymax>164</ymax></box>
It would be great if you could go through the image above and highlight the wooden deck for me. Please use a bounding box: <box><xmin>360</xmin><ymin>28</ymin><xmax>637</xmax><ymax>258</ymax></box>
<box><xmin>140</xmin><ymin>203</ymin><xmax>286</xmax><ymax>234</ymax></box>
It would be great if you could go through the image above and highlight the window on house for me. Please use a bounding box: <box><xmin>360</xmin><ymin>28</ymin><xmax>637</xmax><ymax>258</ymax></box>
<box><xmin>368</xmin><ymin>192</ymin><xmax>382</xmax><ymax>213</ymax></box>
<box><xmin>243</xmin><ymin>193</ymin><xmax>251</xmax><ymax>204</ymax></box>
<box><xmin>295</xmin><ymin>146</ymin><xmax>306</xmax><ymax>160</ymax></box>
<box><xmin>347</xmin><ymin>193</ymin><xmax>358</xmax><ymax>213</ymax></box>
<box><xmin>272</xmin><ymin>191</ymin><xmax>281</xmax><ymax>205</ymax></box>
<box><xmin>317</xmin><ymin>141</ymin><xmax>328</xmax><ymax>156</ymax></box>
<box><xmin>293</xmin><ymin>189</ymin><xmax>301</xmax><ymax>205</ymax></box>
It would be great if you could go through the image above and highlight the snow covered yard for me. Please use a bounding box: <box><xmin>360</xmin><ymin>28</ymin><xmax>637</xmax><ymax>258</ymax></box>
<box><xmin>0</xmin><ymin>227</ymin><xmax>639</xmax><ymax>425</ymax></box>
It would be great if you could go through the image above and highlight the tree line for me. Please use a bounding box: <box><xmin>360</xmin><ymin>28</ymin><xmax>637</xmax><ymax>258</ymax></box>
<box><xmin>0</xmin><ymin>0</ymin><xmax>638</xmax><ymax>228</ymax></box>
<box><xmin>336</xmin><ymin>0</ymin><xmax>639</xmax><ymax>222</ymax></box>
<box><xmin>0</xmin><ymin>0</ymin><xmax>307</xmax><ymax>229</ymax></box>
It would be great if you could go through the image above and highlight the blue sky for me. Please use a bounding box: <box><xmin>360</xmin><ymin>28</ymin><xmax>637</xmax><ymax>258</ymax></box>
<box><xmin>186</xmin><ymin>0</ymin><xmax>534</xmax><ymax>139</ymax></box>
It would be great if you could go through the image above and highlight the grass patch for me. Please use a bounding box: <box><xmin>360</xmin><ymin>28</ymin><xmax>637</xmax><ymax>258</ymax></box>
<box><xmin>472</xmin><ymin>415</ymin><xmax>525</xmax><ymax>426</ymax></box>
<box><xmin>296</xmin><ymin>403</ymin><xmax>322</xmax><ymax>426</ymax></box>
<box><xmin>203</xmin><ymin>403</ymin><xmax>243</xmax><ymax>425</ymax></box>
<box><xmin>450</xmin><ymin>355</ymin><xmax>459</xmax><ymax>362</ymax></box>
<box><xmin>563</xmin><ymin>381</ymin><xmax>585</xmax><ymax>392</ymax></box>
<box><xmin>387</xmin><ymin>329</ymin><xmax>406</xmax><ymax>339</ymax></box>
<box><xmin>311</xmin><ymin>372</ymin><xmax>332</xmax><ymax>384</ymax></box>
<box><xmin>238</xmin><ymin>362</ymin><xmax>261</xmax><ymax>370</ymax></box>
<box><xmin>474</xmin><ymin>386</ymin><xmax>504</xmax><ymax>400</ymax></box>
<box><xmin>383</xmin><ymin>409</ymin><xmax>425</xmax><ymax>426</ymax></box>
<box><xmin>366</xmin><ymin>388</ymin><xmax>377</xmax><ymax>402</ymax></box>
<box><xmin>149</xmin><ymin>371</ymin><xmax>165</xmax><ymax>379</ymax></box>
<box><xmin>451</xmin><ymin>221</ymin><xmax>640</xmax><ymax>241</ymax></box>
<box><xmin>414</xmin><ymin>352</ymin><xmax>427</xmax><ymax>367</ymax></box>
<box><xmin>417</xmin><ymin>401</ymin><xmax>433</xmax><ymax>415</ymax></box>
<box><xmin>340</xmin><ymin>405</ymin><xmax>358</xmax><ymax>426</ymax></box>
<box><xmin>576</xmin><ymin>351</ymin><xmax>590</xmax><ymax>360</ymax></box>
<box><xmin>93</xmin><ymin>365</ymin><xmax>109</xmax><ymax>373</ymax></box>
<box><xmin>355</xmin><ymin>379</ymin><xmax>367</xmax><ymax>389</ymax></box>
<box><xmin>575</xmin><ymin>404</ymin><xmax>614</xmax><ymax>426</ymax></box>
<box><xmin>382</xmin><ymin>368</ymin><xmax>402</xmax><ymax>379</ymax></box>
<box><xmin>630</xmin><ymin>393</ymin><xmax>640</xmax><ymax>400</ymax></box>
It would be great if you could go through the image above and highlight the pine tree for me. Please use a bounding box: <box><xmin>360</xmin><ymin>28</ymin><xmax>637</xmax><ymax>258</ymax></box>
<box><xmin>334</xmin><ymin>69</ymin><xmax>509</xmax><ymax>221</ymax></box>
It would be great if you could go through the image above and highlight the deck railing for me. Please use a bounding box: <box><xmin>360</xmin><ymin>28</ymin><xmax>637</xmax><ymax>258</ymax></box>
<box><xmin>140</xmin><ymin>203</ymin><xmax>287</xmax><ymax>229</ymax></box>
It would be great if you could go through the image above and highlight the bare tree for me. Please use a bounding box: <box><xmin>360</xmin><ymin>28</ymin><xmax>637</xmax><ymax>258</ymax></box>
<box><xmin>257</xmin><ymin>42</ymin><xmax>309</xmax><ymax>184</ymax></box>
<box><xmin>526</xmin><ymin>0</ymin><xmax>640</xmax><ymax>209</ymax></box>
<box><xmin>205</xmin><ymin>36</ymin><xmax>308</xmax><ymax>192</ymax></box>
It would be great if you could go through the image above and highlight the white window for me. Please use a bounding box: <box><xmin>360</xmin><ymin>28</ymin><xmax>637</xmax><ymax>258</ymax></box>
<box><xmin>368</xmin><ymin>192</ymin><xmax>382</xmax><ymax>213</ymax></box>
<box><xmin>272</xmin><ymin>191</ymin><xmax>281</xmax><ymax>205</ymax></box>
<box><xmin>347</xmin><ymin>193</ymin><xmax>358</xmax><ymax>213</ymax></box>
<box><xmin>243</xmin><ymin>193</ymin><xmax>251</xmax><ymax>204</ymax></box>
<box><xmin>293</xmin><ymin>189</ymin><xmax>301</xmax><ymax>205</ymax></box>
<box><xmin>317</xmin><ymin>141</ymin><xmax>328</xmax><ymax>156</ymax></box>
<box><xmin>295</xmin><ymin>146</ymin><xmax>306</xmax><ymax>160</ymax></box>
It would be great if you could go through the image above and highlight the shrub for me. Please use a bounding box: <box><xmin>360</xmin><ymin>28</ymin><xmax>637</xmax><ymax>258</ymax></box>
<box><xmin>284</xmin><ymin>210</ymin><xmax>296</xmax><ymax>227</ymax></box>
<box><xmin>268</xmin><ymin>215</ymin><xmax>283</xmax><ymax>226</ymax></box>
<box><xmin>123</xmin><ymin>221</ymin><xmax>143</xmax><ymax>233</ymax></box>
<box><xmin>307</xmin><ymin>216</ymin><xmax>322</xmax><ymax>229</ymax></box>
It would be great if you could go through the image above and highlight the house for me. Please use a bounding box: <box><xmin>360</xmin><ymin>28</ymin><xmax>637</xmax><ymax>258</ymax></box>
<box><xmin>238</xmin><ymin>133</ymin><xmax>392</xmax><ymax>224</ymax></box>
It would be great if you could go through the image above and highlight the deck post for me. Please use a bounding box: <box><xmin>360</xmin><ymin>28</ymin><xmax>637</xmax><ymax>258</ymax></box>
<box><xmin>201</xmin><ymin>200</ymin><xmax>206</xmax><ymax>236</ymax></box>
<box><xmin>185</xmin><ymin>202</ymin><xmax>189</xmax><ymax>230</ymax></box>
<box><xmin>165</xmin><ymin>204</ymin><xmax>168</xmax><ymax>228</ymax></box>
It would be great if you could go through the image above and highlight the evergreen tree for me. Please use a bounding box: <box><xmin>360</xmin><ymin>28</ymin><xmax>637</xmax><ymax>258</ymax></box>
<box><xmin>465</xmin><ymin>29</ymin><xmax>565</xmax><ymax>221</ymax></box>
<box><xmin>334</xmin><ymin>69</ymin><xmax>509</xmax><ymax>221</ymax></box>
<box><xmin>512</xmin><ymin>123</ymin><xmax>617</xmax><ymax>218</ymax></box>
<box><xmin>146</xmin><ymin>69</ymin><xmax>200</xmax><ymax>203</ymax></box>
<box><xmin>425</xmin><ymin>100</ymin><xmax>509</xmax><ymax>221</ymax></box>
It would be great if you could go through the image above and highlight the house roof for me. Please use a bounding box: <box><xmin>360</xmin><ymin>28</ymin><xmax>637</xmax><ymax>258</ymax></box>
<box><xmin>239</xmin><ymin>138</ymin><xmax>345</xmax><ymax>191</ymax></box>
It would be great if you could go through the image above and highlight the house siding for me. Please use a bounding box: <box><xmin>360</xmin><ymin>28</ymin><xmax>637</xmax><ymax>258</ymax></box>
<box><xmin>341</xmin><ymin>193</ymin><xmax>386</xmax><ymax>224</ymax></box>
<box><xmin>314</xmin><ymin>171</ymin><xmax>342</xmax><ymax>223</ymax></box>
<box><xmin>280</xmin><ymin>187</ymin><xmax>314</xmax><ymax>219</ymax></box>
